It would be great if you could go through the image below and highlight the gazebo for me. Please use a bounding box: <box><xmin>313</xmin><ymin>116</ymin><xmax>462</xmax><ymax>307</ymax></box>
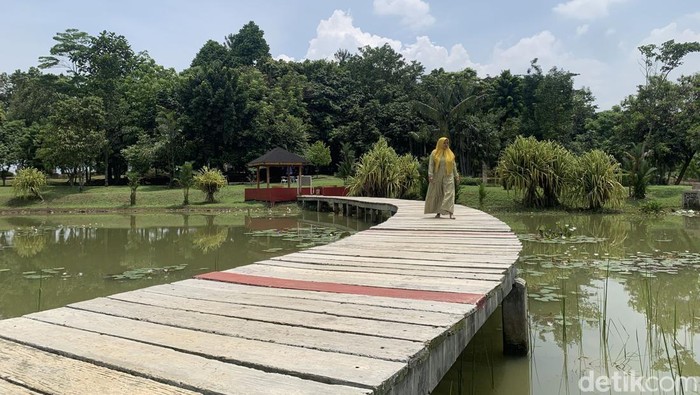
<box><xmin>243</xmin><ymin>147</ymin><xmax>347</xmax><ymax>204</ymax></box>
<box><xmin>247</xmin><ymin>147</ymin><xmax>309</xmax><ymax>189</ymax></box>
<box><xmin>244</xmin><ymin>147</ymin><xmax>309</xmax><ymax>203</ymax></box>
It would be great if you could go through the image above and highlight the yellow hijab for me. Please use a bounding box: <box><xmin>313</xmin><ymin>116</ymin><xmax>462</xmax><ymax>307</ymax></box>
<box><xmin>432</xmin><ymin>137</ymin><xmax>455</xmax><ymax>174</ymax></box>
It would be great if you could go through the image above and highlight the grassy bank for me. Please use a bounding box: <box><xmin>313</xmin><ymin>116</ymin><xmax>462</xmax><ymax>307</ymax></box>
<box><xmin>0</xmin><ymin>176</ymin><xmax>345</xmax><ymax>214</ymax></box>
<box><xmin>0</xmin><ymin>175</ymin><xmax>692</xmax><ymax>216</ymax></box>
<box><xmin>457</xmin><ymin>184</ymin><xmax>693</xmax><ymax>214</ymax></box>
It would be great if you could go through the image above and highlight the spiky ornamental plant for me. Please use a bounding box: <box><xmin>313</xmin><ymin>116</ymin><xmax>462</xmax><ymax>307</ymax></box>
<box><xmin>194</xmin><ymin>167</ymin><xmax>227</xmax><ymax>203</ymax></box>
<box><xmin>12</xmin><ymin>168</ymin><xmax>47</xmax><ymax>201</ymax></box>
<box><xmin>497</xmin><ymin>136</ymin><xmax>573</xmax><ymax>208</ymax></box>
<box><xmin>567</xmin><ymin>150</ymin><xmax>626</xmax><ymax>210</ymax></box>
<box><xmin>347</xmin><ymin>137</ymin><xmax>420</xmax><ymax>199</ymax></box>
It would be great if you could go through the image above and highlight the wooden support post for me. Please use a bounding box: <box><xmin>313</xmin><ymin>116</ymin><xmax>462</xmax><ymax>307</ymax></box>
<box><xmin>502</xmin><ymin>278</ymin><xmax>529</xmax><ymax>356</ymax></box>
<box><xmin>333</xmin><ymin>203</ymin><xmax>339</xmax><ymax>214</ymax></box>
<box><xmin>316</xmin><ymin>200</ymin><xmax>320</xmax><ymax>212</ymax></box>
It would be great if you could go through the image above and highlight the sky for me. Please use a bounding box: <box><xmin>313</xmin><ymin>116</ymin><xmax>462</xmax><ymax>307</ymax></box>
<box><xmin>1</xmin><ymin>0</ymin><xmax>699</xmax><ymax>110</ymax></box>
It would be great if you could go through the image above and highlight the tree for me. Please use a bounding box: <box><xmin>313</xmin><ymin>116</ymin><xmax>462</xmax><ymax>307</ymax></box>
<box><xmin>82</xmin><ymin>31</ymin><xmax>137</xmax><ymax>185</ymax></box>
<box><xmin>38</xmin><ymin>28</ymin><xmax>92</xmax><ymax>77</ymax></box>
<box><xmin>153</xmin><ymin>106</ymin><xmax>183</xmax><ymax>187</ymax></box>
<box><xmin>336</xmin><ymin>142</ymin><xmax>355</xmax><ymax>182</ymax></box>
<box><xmin>37</xmin><ymin>95</ymin><xmax>107</xmax><ymax>191</ymax></box>
<box><xmin>225</xmin><ymin>21</ymin><xmax>271</xmax><ymax>67</ymax></box>
<box><xmin>121</xmin><ymin>132</ymin><xmax>161</xmax><ymax>205</ymax></box>
<box><xmin>305</xmin><ymin>141</ymin><xmax>331</xmax><ymax>176</ymax></box>
<box><xmin>638</xmin><ymin>40</ymin><xmax>700</xmax><ymax>82</ymax></box>
<box><xmin>673</xmin><ymin>73</ymin><xmax>700</xmax><ymax>184</ymax></box>
<box><xmin>415</xmin><ymin>69</ymin><xmax>490</xmax><ymax>175</ymax></box>
<box><xmin>177</xmin><ymin>161</ymin><xmax>195</xmax><ymax>205</ymax></box>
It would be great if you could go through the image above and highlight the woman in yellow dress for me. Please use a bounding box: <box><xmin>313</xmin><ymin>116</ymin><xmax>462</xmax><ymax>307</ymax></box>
<box><xmin>424</xmin><ymin>137</ymin><xmax>460</xmax><ymax>219</ymax></box>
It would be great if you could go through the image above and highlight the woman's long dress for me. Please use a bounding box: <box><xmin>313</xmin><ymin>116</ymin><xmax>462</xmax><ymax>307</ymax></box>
<box><xmin>424</xmin><ymin>154</ymin><xmax>459</xmax><ymax>215</ymax></box>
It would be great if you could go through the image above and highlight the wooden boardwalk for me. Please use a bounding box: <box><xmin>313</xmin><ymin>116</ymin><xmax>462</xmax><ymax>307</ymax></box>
<box><xmin>0</xmin><ymin>197</ymin><xmax>521</xmax><ymax>395</ymax></box>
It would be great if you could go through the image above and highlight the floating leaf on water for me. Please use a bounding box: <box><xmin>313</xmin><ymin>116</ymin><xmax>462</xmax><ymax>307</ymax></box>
<box><xmin>23</xmin><ymin>274</ymin><xmax>52</xmax><ymax>280</ymax></box>
<box><xmin>262</xmin><ymin>248</ymin><xmax>283</xmax><ymax>253</ymax></box>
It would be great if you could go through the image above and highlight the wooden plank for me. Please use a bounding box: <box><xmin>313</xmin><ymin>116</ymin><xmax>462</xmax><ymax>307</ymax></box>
<box><xmin>302</xmin><ymin>246</ymin><xmax>519</xmax><ymax>264</ymax></box>
<box><xmin>0</xmin><ymin>379</ymin><xmax>40</xmax><ymax>395</ymax></box>
<box><xmin>256</xmin><ymin>260</ymin><xmax>506</xmax><ymax>281</ymax></box>
<box><xmin>29</xmin><ymin>308</ymin><xmax>405</xmax><ymax>390</ymax></box>
<box><xmin>142</xmin><ymin>282</ymin><xmax>465</xmax><ymax>326</ymax></box>
<box><xmin>70</xmin><ymin>297</ymin><xmax>428</xmax><ymax>361</ymax></box>
<box><xmin>230</xmin><ymin>264</ymin><xmax>502</xmax><ymax>294</ymax></box>
<box><xmin>0</xmin><ymin>318</ymin><xmax>370</xmax><ymax>395</ymax></box>
<box><xmin>173</xmin><ymin>279</ymin><xmax>476</xmax><ymax>315</ymax></box>
<box><xmin>270</xmin><ymin>254</ymin><xmax>508</xmax><ymax>274</ymax></box>
<box><xmin>0</xmin><ymin>338</ymin><xmax>197</xmax><ymax>395</ymax></box>
<box><xmin>108</xmin><ymin>289</ymin><xmax>448</xmax><ymax>341</ymax></box>
<box><xmin>274</xmin><ymin>252</ymin><xmax>515</xmax><ymax>270</ymax></box>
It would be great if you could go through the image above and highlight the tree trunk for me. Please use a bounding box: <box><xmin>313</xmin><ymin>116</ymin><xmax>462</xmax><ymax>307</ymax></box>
<box><xmin>130</xmin><ymin>189</ymin><xmax>136</xmax><ymax>205</ymax></box>
<box><xmin>675</xmin><ymin>152</ymin><xmax>696</xmax><ymax>185</ymax></box>
<box><xmin>104</xmin><ymin>150</ymin><xmax>109</xmax><ymax>186</ymax></box>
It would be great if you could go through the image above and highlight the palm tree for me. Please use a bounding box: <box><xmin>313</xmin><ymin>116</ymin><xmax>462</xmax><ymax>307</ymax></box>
<box><xmin>414</xmin><ymin>80</ymin><xmax>489</xmax><ymax>174</ymax></box>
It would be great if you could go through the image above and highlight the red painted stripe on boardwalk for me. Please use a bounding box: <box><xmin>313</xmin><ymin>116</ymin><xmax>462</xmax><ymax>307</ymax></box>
<box><xmin>196</xmin><ymin>272</ymin><xmax>484</xmax><ymax>305</ymax></box>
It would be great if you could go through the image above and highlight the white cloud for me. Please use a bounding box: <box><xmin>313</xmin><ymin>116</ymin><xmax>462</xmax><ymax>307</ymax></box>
<box><xmin>373</xmin><ymin>0</ymin><xmax>435</xmax><ymax>30</ymax></box>
<box><xmin>401</xmin><ymin>36</ymin><xmax>477</xmax><ymax>72</ymax></box>
<box><xmin>576</xmin><ymin>24</ymin><xmax>590</xmax><ymax>36</ymax></box>
<box><xmin>606</xmin><ymin>28</ymin><xmax>616</xmax><ymax>36</ymax></box>
<box><xmin>275</xmin><ymin>54</ymin><xmax>295</xmax><ymax>62</ymax></box>
<box><xmin>305</xmin><ymin>12</ymin><xmax>623</xmax><ymax>108</ymax></box>
<box><xmin>486</xmin><ymin>31</ymin><xmax>610</xmax><ymax>107</ymax></box>
<box><xmin>306</xmin><ymin>10</ymin><xmax>401</xmax><ymax>60</ymax></box>
<box><xmin>306</xmin><ymin>11</ymin><xmax>472</xmax><ymax>71</ymax></box>
<box><xmin>642</xmin><ymin>22</ymin><xmax>700</xmax><ymax>45</ymax></box>
<box><xmin>553</xmin><ymin>0</ymin><xmax>629</xmax><ymax>20</ymax></box>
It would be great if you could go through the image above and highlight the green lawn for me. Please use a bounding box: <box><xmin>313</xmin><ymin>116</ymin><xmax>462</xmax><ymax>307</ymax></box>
<box><xmin>0</xmin><ymin>175</ymin><xmax>347</xmax><ymax>213</ymax></box>
<box><xmin>0</xmin><ymin>175</ymin><xmax>691</xmax><ymax>216</ymax></box>
<box><xmin>457</xmin><ymin>183</ymin><xmax>693</xmax><ymax>214</ymax></box>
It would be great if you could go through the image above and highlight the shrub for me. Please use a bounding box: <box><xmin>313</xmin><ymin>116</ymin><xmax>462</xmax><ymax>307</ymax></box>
<box><xmin>478</xmin><ymin>183</ymin><xmax>488</xmax><ymax>207</ymax></box>
<box><xmin>640</xmin><ymin>200</ymin><xmax>664</xmax><ymax>214</ymax></box>
<box><xmin>566</xmin><ymin>150</ymin><xmax>625</xmax><ymax>210</ymax></box>
<box><xmin>497</xmin><ymin>136</ymin><xmax>573</xmax><ymax>208</ymax></box>
<box><xmin>459</xmin><ymin>177</ymin><xmax>482</xmax><ymax>186</ymax></box>
<box><xmin>194</xmin><ymin>167</ymin><xmax>227</xmax><ymax>203</ymax></box>
<box><xmin>13</xmin><ymin>167</ymin><xmax>47</xmax><ymax>201</ymax></box>
<box><xmin>347</xmin><ymin>137</ymin><xmax>421</xmax><ymax>199</ymax></box>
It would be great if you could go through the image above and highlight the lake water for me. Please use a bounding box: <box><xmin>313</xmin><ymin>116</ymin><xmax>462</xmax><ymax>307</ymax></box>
<box><xmin>2</xmin><ymin>209</ymin><xmax>699</xmax><ymax>394</ymax></box>
<box><xmin>0</xmin><ymin>211</ymin><xmax>369</xmax><ymax>319</ymax></box>
<box><xmin>434</xmin><ymin>211</ymin><xmax>700</xmax><ymax>395</ymax></box>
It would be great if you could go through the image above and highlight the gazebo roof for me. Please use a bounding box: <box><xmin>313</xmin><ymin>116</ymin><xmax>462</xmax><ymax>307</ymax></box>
<box><xmin>247</xmin><ymin>147</ymin><xmax>309</xmax><ymax>167</ymax></box>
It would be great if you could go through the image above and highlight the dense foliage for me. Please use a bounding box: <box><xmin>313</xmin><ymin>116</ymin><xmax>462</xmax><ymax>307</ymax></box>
<box><xmin>347</xmin><ymin>138</ymin><xmax>420</xmax><ymax>199</ymax></box>
<box><xmin>0</xmin><ymin>23</ymin><xmax>697</xmax><ymax>198</ymax></box>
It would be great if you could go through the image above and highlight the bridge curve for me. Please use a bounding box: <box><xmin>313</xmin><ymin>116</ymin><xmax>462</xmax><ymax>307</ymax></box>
<box><xmin>0</xmin><ymin>197</ymin><xmax>522</xmax><ymax>394</ymax></box>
